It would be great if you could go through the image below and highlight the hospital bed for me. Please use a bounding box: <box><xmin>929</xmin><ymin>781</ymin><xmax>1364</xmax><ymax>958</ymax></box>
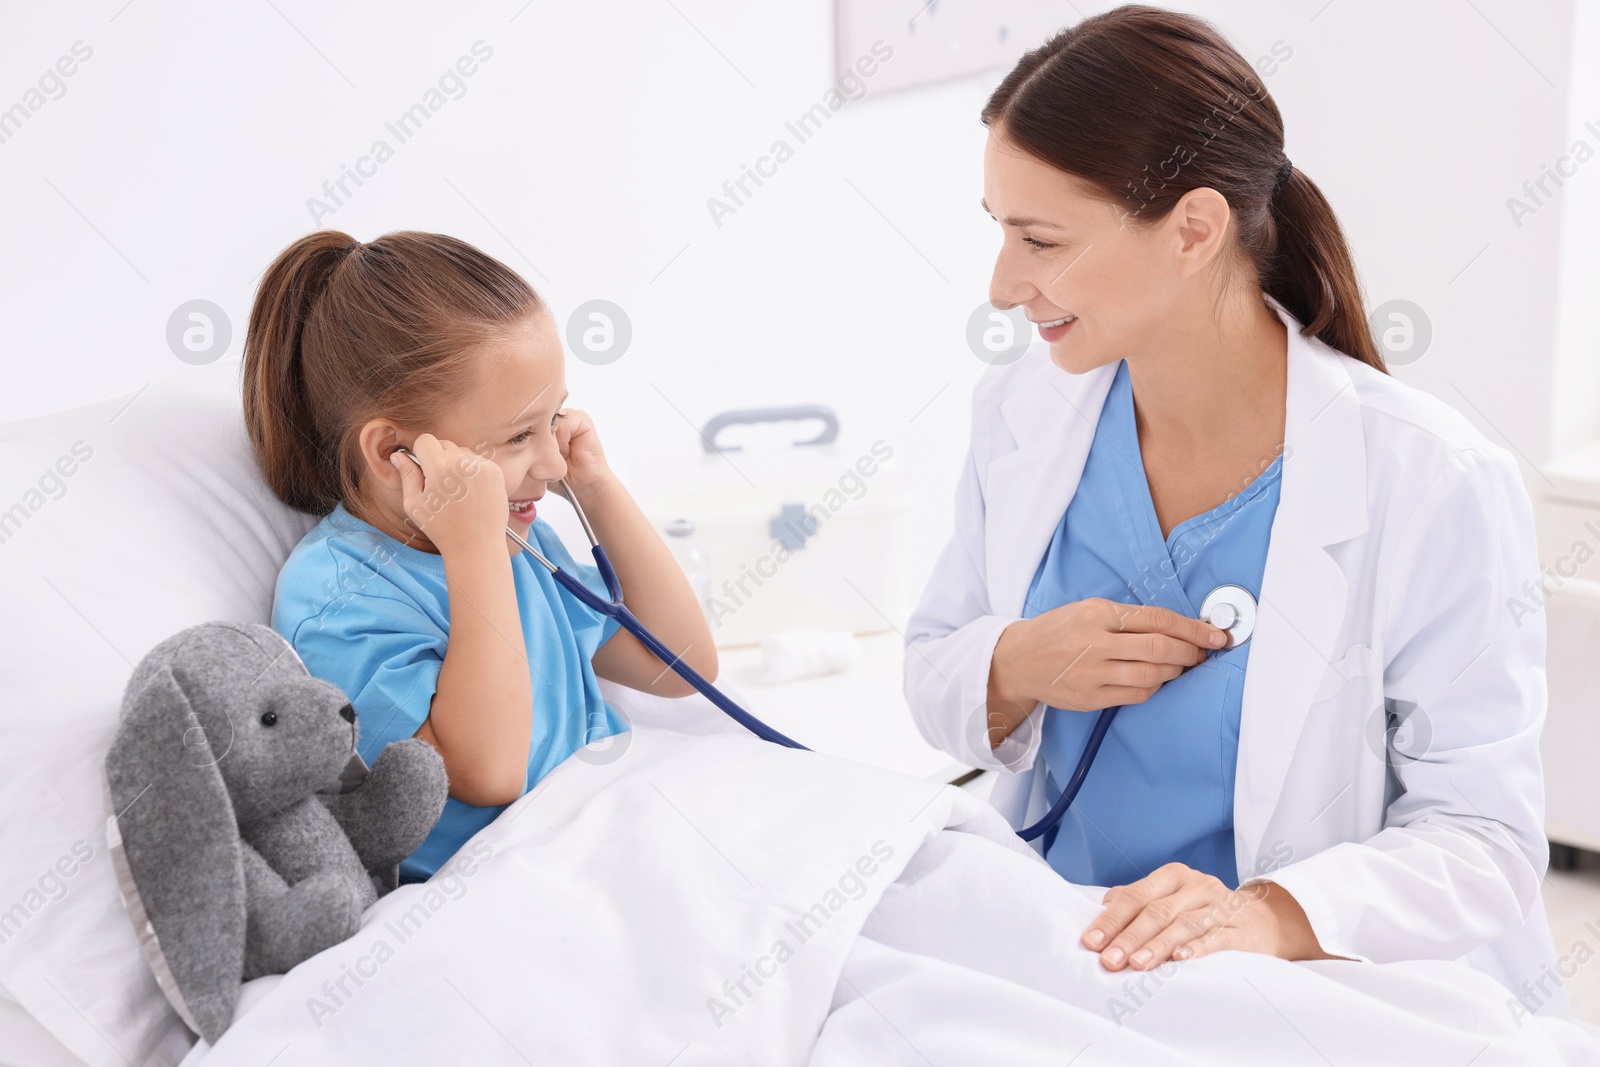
<box><xmin>4</xmin><ymin>359</ymin><xmax>1599</xmax><ymax>1066</ymax></box>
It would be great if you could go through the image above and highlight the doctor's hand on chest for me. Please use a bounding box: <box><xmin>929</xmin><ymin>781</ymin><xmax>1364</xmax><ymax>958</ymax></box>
<box><xmin>1080</xmin><ymin>862</ymin><xmax>1344</xmax><ymax>972</ymax></box>
<box><xmin>983</xmin><ymin>598</ymin><xmax>1229</xmax><ymax>746</ymax></box>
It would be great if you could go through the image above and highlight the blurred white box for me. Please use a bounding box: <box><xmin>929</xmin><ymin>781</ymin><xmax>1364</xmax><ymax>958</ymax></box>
<box><xmin>639</xmin><ymin>405</ymin><xmax>913</xmax><ymax>649</ymax></box>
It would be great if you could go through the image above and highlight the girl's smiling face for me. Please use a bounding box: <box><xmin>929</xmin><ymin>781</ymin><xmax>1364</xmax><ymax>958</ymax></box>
<box><xmin>355</xmin><ymin>310</ymin><xmax>569</xmax><ymax>545</ymax></box>
<box><xmin>471</xmin><ymin>311</ymin><xmax>571</xmax><ymax>525</ymax></box>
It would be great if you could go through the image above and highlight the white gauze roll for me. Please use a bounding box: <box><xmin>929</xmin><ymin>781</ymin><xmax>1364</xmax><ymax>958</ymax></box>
<box><xmin>756</xmin><ymin>628</ymin><xmax>862</xmax><ymax>684</ymax></box>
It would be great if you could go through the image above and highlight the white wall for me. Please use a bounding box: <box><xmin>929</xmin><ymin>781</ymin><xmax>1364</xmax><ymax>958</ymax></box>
<box><xmin>1552</xmin><ymin>0</ymin><xmax>1600</xmax><ymax>458</ymax></box>
<box><xmin>0</xmin><ymin>0</ymin><xmax>1582</xmax><ymax>594</ymax></box>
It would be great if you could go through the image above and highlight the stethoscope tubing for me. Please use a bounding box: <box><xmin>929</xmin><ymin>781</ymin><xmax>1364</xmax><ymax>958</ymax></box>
<box><xmin>392</xmin><ymin>449</ymin><xmax>809</xmax><ymax>751</ymax></box>
<box><xmin>1013</xmin><ymin>585</ymin><xmax>1256</xmax><ymax>840</ymax></box>
<box><xmin>389</xmin><ymin>447</ymin><xmax>1227</xmax><ymax>840</ymax></box>
<box><xmin>538</xmin><ymin>537</ymin><xmax>810</xmax><ymax>751</ymax></box>
<box><xmin>1015</xmin><ymin>706</ymin><xmax>1119</xmax><ymax>841</ymax></box>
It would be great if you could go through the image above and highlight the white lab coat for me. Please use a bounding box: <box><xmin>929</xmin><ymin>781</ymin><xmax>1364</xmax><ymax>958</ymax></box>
<box><xmin>904</xmin><ymin>294</ymin><xmax>1564</xmax><ymax>1017</ymax></box>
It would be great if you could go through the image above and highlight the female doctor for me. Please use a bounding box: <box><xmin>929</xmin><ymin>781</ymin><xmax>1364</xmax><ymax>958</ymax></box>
<box><xmin>904</xmin><ymin>5</ymin><xmax>1562</xmax><ymax>1016</ymax></box>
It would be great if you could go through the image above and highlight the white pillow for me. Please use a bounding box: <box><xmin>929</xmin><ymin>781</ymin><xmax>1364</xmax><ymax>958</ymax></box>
<box><xmin>0</xmin><ymin>358</ymin><xmax>317</xmax><ymax>1067</ymax></box>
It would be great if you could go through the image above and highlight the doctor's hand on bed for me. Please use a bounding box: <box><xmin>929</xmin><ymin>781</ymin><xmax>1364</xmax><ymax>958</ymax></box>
<box><xmin>1081</xmin><ymin>863</ymin><xmax>1345</xmax><ymax>972</ymax></box>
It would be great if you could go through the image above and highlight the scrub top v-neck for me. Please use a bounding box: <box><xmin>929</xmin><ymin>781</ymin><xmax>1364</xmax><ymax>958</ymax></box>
<box><xmin>1021</xmin><ymin>358</ymin><xmax>1284</xmax><ymax>890</ymax></box>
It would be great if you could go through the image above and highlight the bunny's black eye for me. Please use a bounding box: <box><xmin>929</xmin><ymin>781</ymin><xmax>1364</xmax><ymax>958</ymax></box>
<box><xmin>259</xmin><ymin>711</ymin><xmax>278</xmax><ymax>727</ymax></box>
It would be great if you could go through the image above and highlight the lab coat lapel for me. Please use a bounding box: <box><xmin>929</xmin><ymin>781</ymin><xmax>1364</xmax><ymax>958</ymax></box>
<box><xmin>986</xmin><ymin>351</ymin><xmax>1118</xmax><ymax>617</ymax></box>
<box><xmin>1233</xmin><ymin>297</ymin><xmax>1370</xmax><ymax>866</ymax></box>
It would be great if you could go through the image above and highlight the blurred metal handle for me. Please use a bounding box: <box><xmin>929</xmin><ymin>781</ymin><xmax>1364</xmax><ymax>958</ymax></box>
<box><xmin>700</xmin><ymin>404</ymin><xmax>840</xmax><ymax>453</ymax></box>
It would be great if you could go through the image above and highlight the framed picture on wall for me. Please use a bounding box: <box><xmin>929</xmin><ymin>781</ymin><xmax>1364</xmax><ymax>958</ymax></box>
<box><xmin>833</xmin><ymin>0</ymin><xmax>1075</xmax><ymax>94</ymax></box>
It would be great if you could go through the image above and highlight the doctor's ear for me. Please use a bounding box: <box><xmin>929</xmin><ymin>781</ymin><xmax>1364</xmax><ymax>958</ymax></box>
<box><xmin>1166</xmin><ymin>186</ymin><xmax>1235</xmax><ymax>277</ymax></box>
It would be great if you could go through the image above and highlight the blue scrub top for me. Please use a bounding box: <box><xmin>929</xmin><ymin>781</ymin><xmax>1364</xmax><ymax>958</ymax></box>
<box><xmin>272</xmin><ymin>502</ymin><xmax>626</xmax><ymax>881</ymax></box>
<box><xmin>1023</xmin><ymin>359</ymin><xmax>1283</xmax><ymax>890</ymax></box>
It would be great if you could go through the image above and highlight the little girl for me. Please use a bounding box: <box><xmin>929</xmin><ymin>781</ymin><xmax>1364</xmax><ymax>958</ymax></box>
<box><xmin>242</xmin><ymin>229</ymin><xmax>717</xmax><ymax>883</ymax></box>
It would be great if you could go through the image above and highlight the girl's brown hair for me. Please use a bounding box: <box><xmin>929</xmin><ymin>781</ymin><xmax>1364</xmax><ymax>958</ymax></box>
<box><xmin>242</xmin><ymin>230</ymin><xmax>544</xmax><ymax>517</ymax></box>
<box><xmin>983</xmin><ymin>4</ymin><xmax>1384</xmax><ymax>372</ymax></box>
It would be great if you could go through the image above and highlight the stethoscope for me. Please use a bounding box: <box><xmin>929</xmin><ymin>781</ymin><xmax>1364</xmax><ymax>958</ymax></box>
<box><xmin>1015</xmin><ymin>583</ymin><xmax>1258</xmax><ymax>841</ymax></box>
<box><xmin>394</xmin><ymin>448</ymin><xmax>806</xmax><ymax>749</ymax></box>
<box><xmin>394</xmin><ymin>449</ymin><xmax>1259</xmax><ymax>842</ymax></box>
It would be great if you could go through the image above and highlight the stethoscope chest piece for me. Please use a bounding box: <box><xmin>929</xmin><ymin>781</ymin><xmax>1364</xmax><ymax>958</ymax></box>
<box><xmin>1199</xmin><ymin>584</ymin><xmax>1257</xmax><ymax>649</ymax></box>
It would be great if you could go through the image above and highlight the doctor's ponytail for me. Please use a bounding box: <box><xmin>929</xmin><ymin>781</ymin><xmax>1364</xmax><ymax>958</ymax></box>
<box><xmin>982</xmin><ymin>5</ymin><xmax>1385</xmax><ymax>373</ymax></box>
<box><xmin>242</xmin><ymin>230</ymin><xmax>545</xmax><ymax>516</ymax></box>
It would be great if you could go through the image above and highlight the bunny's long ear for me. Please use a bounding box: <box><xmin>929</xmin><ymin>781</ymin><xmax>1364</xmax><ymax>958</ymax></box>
<box><xmin>105</xmin><ymin>663</ymin><xmax>246</xmax><ymax>1045</ymax></box>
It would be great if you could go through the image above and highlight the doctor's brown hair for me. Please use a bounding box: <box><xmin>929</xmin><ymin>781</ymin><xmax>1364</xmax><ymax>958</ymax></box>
<box><xmin>984</xmin><ymin>5</ymin><xmax>1385</xmax><ymax>373</ymax></box>
<box><xmin>242</xmin><ymin>230</ymin><xmax>544</xmax><ymax>516</ymax></box>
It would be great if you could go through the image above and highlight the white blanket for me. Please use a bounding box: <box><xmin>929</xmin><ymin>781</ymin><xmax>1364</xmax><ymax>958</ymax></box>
<box><xmin>186</xmin><ymin>726</ymin><xmax>1600</xmax><ymax>1065</ymax></box>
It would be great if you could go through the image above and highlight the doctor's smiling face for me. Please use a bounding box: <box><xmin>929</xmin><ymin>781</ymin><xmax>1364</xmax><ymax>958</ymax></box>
<box><xmin>983</xmin><ymin>126</ymin><xmax>1242</xmax><ymax>376</ymax></box>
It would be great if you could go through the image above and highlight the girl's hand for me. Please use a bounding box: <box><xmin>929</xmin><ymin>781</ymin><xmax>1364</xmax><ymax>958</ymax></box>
<box><xmin>389</xmin><ymin>433</ymin><xmax>508</xmax><ymax>557</ymax></box>
<box><xmin>1080</xmin><ymin>862</ymin><xmax>1336</xmax><ymax>971</ymax></box>
<box><xmin>551</xmin><ymin>407</ymin><xmax>611</xmax><ymax>495</ymax></box>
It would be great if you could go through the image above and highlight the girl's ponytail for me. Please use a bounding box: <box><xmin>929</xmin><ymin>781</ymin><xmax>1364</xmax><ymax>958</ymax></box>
<box><xmin>983</xmin><ymin>5</ymin><xmax>1386</xmax><ymax>374</ymax></box>
<box><xmin>242</xmin><ymin>230</ymin><xmax>359</xmax><ymax>515</ymax></box>
<box><xmin>1265</xmin><ymin>168</ymin><xmax>1383</xmax><ymax>370</ymax></box>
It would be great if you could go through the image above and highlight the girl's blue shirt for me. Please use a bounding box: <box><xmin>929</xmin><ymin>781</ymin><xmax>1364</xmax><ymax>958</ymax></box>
<box><xmin>272</xmin><ymin>502</ymin><xmax>626</xmax><ymax>881</ymax></box>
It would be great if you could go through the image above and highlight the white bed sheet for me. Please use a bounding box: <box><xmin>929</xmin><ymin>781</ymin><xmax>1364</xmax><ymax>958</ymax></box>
<box><xmin>166</xmin><ymin>708</ymin><xmax>1599</xmax><ymax>1066</ymax></box>
<box><xmin>0</xmin><ymin>981</ymin><xmax>86</xmax><ymax>1067</ymax></box>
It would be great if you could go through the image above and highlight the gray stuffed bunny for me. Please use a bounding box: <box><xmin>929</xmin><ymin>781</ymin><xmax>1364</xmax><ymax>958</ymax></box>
<box><xmin>103</xmin><ymin>620</ymin><xmax>449</xmax><ymax>1044</ymax></box>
